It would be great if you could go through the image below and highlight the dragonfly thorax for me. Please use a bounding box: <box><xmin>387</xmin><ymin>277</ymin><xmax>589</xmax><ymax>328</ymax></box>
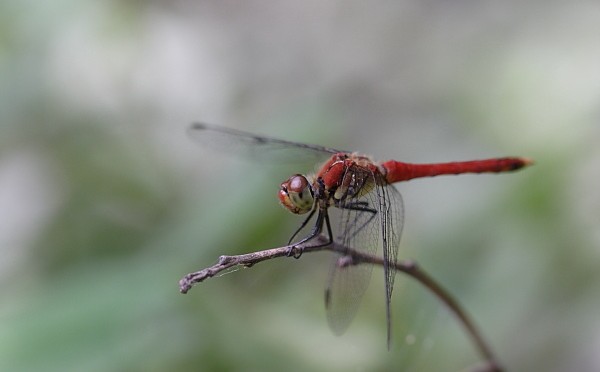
<box><xmin>278</xmin><ymin>174</ymin><xmax>315</xmax><ymax>214</ymax></box>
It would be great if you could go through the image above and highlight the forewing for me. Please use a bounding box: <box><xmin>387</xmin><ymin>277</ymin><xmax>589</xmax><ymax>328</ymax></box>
<box><xmin>187</xmin><ymin>123</ymin><xmax>342</xmax><ymax>164</ymax></box>
<box><xmin>322</xmin><ymin>166</ymin><xmax>377</xmax><ymax>334</ymax></box>
<box><xmin>324</xmin><ymin>166</ymin><xmax>404</xmax><ymax>339</ymax></box>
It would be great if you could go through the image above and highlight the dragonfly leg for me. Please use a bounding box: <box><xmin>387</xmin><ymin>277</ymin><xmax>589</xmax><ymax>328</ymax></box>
<box><xmin>287</xmin><ymin>209</ymin><xmax>317</xmax><ymax>245</ymax></box>
<box><xmin>286</xmin><ymin>209</ymin><xmax>333</xmax><ymax>259</ymax></box>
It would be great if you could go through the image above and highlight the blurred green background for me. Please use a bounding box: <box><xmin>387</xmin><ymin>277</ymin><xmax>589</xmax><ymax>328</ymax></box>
<box><xmin>1</xmin><ymin>1</ymin><xmax>599</xmax><ymax>371</ymax></box>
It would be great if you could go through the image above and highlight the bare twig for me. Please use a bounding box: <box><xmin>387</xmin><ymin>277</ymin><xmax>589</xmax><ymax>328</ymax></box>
<box><xmin>179</xmin><ymin>235</ymin><xmax>502</xmax><ymax>372</ymax></box>
<box><xmin>178</xmin><ymin>236</ymin><xmax>332</xmax><ymax>294</ymax></box>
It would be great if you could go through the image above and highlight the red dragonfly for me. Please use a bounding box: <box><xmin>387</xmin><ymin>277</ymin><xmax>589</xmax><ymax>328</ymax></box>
<box><xmin>189</xmin><ymin>123</ymin><xmax>532</xmax><ymax>346</ymax></box>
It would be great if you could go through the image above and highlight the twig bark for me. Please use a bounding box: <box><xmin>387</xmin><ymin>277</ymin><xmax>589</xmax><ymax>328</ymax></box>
<box><xmin>179</xmin><ymin>235</ymin><xmax>503</xmax><ymax>372</ymax></box>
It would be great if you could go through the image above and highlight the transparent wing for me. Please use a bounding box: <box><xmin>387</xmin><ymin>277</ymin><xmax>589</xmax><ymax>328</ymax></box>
<box><xmin>187</xmin><ymin>123</ymin><xmax>343</xmax><ymax>164</ymax></box>
<box><xmin>324</xmin><ymin>167</ymin><xmax>404</xmax><ymax>340</ymax></box>
<box><xmin>376</xmin><ymin>176</ymin><xmax>404</xmax><ymax>345</ymax></box>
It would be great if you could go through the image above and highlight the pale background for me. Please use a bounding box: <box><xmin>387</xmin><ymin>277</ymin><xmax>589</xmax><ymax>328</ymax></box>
<box><xmin>1</xmin><ymin>1</ymin><xmax>599</xmax><ymax>371</ymax></box>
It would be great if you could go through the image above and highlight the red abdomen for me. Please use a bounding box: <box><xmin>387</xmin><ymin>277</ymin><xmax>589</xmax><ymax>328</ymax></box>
<box><xmin>382</xmin><ymin>157</ymin><xmax>532</xmax><ymax>184</ymax></box>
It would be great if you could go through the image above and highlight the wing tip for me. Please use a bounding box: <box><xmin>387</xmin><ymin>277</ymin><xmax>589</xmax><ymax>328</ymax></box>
<box><xmin>189</xmin><ymin>122</ymin><xmax>208</xmax><ymax>131</ymax></box>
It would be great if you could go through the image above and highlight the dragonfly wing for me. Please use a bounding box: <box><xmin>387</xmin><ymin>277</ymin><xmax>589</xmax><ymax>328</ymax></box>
<box><xmin>187</xmin><ymin>123</ymin><xmax>343</xmax><ymax>164</ymax></box>
<box><xmin>324</xmin><ymin>168</ymin><xmax>404</xmax><ymax>341</ymax></box>
<box><xmin>376</xmin><ymin>179</ymin><xmax>404</xmax><ymax>346</ymax></box>
<box><xmin>325</xmin><ymin>252</ymin><xmax>374</xmax><ymax>335</ymax></box>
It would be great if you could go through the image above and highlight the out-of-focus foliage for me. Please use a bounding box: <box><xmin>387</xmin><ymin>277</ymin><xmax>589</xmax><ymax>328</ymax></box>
<box><xmin>1</xmin><ymin>1</ymin><xmax>599</xmax><ymax>371</ymax></box>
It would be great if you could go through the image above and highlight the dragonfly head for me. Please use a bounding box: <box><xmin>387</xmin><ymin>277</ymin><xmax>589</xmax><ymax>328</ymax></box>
<box><xmin>279</xmin><ymin>174</ymin><xmax>314</xmax><ymax>214</ymax></box>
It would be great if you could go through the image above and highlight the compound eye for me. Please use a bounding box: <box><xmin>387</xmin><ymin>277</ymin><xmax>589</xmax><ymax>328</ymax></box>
<box><xmin>278</xmin><ymin>175</ymin><xmax>314</xmax><ymax>214</ymax></box>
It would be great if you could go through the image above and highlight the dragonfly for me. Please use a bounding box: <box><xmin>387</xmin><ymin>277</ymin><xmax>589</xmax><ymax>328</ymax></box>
<box><xmin>189</xmin><ymin>122</ymin><xmax>532</xmax><ymax>347</ymax></box>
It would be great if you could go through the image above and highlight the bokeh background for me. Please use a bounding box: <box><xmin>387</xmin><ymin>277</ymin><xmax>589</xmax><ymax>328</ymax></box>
<box><xmin>1</xmin><ymin>1</ymin><xmax>599</xmax><ymax>371</ymax></box>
